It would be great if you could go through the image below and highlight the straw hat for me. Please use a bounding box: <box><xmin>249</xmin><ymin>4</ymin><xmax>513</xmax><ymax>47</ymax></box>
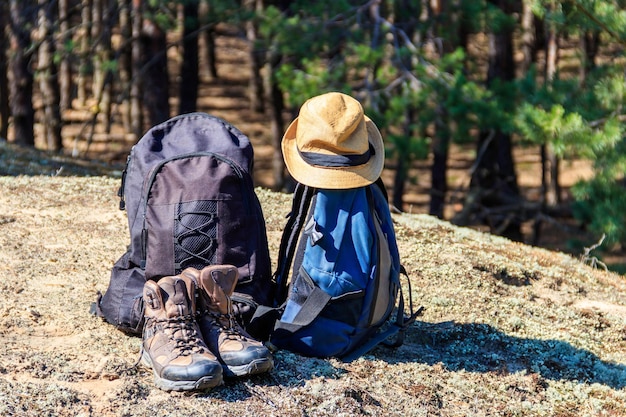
<box><xmin>281</xmin><ymin>92</ymin><xmax>384</xmax><ymax>189</ymax></box>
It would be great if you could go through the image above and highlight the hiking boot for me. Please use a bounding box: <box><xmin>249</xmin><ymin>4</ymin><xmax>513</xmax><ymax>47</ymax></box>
<box><xmin>183</xmin><ymin>265</ymin><xmax>274</xmax><ymax>377</ymax></box>
<box><xmin>141</xmin><ymin>275</ymin><xmax>223</xmax><ymax>391</ymax></box>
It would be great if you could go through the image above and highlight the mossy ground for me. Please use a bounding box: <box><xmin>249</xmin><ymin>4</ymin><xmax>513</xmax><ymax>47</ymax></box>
<box><xmin>0</xmin><ymin>173</ymin><xmax>624</xmax><ymax>416</ymax></box>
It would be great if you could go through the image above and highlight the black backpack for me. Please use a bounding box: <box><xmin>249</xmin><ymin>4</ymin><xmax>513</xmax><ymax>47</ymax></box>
<box><xmin>96</xmin><ymin>113</ymin><xmax>273</xmax><ymax>335</ymax></box>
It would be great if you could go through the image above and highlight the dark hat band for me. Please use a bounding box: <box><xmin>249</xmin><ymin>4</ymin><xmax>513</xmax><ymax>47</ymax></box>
<box><xmin>298</xmin><ymin>143</ymin><xmax>375</xmax><ymax>168</ymax></box>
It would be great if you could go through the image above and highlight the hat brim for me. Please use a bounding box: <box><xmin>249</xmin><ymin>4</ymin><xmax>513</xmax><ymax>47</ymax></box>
<box><xmin>281</xmin><ymin>115</ymin><xmax>385</xmax><ymax>189</ymax></box>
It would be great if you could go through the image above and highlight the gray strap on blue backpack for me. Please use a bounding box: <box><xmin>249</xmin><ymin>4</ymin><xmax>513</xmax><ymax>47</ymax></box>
<box><xmin>248</xmin><ymin>183</ymin><xmax>316</xmax><ymax>337</ymax></box>
<box><xmin>272</xmin><ymin>270</ymin><xmax>331</xmax><ymax>333</ymax></box>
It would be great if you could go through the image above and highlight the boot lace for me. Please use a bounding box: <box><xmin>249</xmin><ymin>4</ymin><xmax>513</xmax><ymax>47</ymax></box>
<box><xmin>199</xmin><ymin>294</ymin><xmax>248</xmax><ymax>341</ymax></box>
<box><xmin>202</xmin><ymin>310</ymin><xmax>247</xmax><ymax>342</ymax></box>
<box><xmin>129</xmin><ymin>314</ymin><xmax>205</xmax><ymax>372</ymax></box>
<box><xmin>159</xmin><ymin>314</ymin><xmax>207</xmax><ymax>355</ymax></box>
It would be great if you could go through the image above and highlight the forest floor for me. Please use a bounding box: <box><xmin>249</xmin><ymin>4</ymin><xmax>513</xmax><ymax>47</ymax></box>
<box><xmin>0</xmin><ymin>158</ymin><xmax>625</xmax><ymax>416</ymax></box>
<box><xmin>0</xmin><ymin>25</ymin><xmax>625</xmax><ymax>416</ymax></box>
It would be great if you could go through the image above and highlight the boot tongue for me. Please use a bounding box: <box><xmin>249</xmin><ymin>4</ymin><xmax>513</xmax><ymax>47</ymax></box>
<box><xmin>210</xmin><ymin>268</ymin><xmax>238</xmax><ymax>296</ymax></box>
<box><xmin>161</xmin><ymin>278</ymin><xmax>192</xmax><ymax>318</ymax></box>
<box><xmin>198</xmin><ymin>266</ymin><xmax>238</xmax><ymax>315</ymax></box>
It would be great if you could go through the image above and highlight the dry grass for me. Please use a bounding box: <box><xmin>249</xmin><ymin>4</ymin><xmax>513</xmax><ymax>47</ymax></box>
<box><xmin>0</xmin><ymin>142</ymin><xmax>625</xmax><ymax>416</ymax></box>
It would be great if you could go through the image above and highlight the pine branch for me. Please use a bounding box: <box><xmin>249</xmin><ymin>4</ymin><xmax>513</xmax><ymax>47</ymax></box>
<box><xmin>588</xmin><ymin>114</ymin><xmax>626</xmax><ymax>128</ymax></box>
<box><xmin>573</xmin><ymin>1</ymin><xmax>626</xmax><ymax>45</ymax></box>
<box><xmin>366</xmin><ymin>0</ymin><xmax>451</xmax><ymax>88</ymax></box>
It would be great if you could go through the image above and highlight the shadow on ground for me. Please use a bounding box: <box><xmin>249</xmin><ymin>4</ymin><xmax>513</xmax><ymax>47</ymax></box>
<box><xmin>376</xmin><ymin>321</ymin><xmax>626</xmax><ymax>389</ymax></box>
<box><xmin>0</xmin><ymin>140</ymin><xmax>124</xmax><ymax>177</ymax></box>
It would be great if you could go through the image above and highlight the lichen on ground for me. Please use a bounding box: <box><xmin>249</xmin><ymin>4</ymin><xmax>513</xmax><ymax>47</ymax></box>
<box><xmin>0</xmin><ymin>171</ymin><xmax>625</xmax><ymax>416</ymax></box>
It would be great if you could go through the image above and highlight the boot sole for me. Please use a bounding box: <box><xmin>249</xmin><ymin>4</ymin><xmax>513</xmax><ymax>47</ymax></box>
<box><xmin>141</xmin><ymin>350</ymin><xmax>224</xmax><ymax>391</ymax></box>
<box><xmin>154</xmin><ymin>373</ymin><xmax>222</xmax><ymax>392</ymax></box>
<box><xmin>223</xmin><ymin>357</ymin><xmax>274</xmax><ymax>378</ymax></box>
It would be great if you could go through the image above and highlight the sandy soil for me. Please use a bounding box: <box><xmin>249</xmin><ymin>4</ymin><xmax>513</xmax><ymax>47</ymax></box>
<box><xmin>0</xmin><ymin>172</ymin><xmax>625</xmax><ymax>417</ymax></box>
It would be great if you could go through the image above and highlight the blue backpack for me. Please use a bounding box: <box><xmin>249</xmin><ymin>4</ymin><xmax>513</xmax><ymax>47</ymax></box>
<box><xmin>266</xmin><ymin>180</ymin><xmax>422</xmax><ymax>361</ymax></box>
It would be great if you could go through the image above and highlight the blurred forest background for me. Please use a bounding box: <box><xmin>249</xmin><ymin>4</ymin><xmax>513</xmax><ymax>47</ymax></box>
<box><xmin>1</xmin><ymin>0</ymin><xmax>626</xmax><ymax>273</ymax></box>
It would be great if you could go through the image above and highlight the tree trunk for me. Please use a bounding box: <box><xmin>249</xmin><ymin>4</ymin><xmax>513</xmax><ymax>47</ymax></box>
<box><xmin>0</xmin><ymin>0</ymin><xmax>9</xmax><ymax>140</ymax></box>
<box><xmin>179</xmin><ymin>0</ymin><xmax>199</xmax><ymax>114</ymax></box>
<box><xmin>130</xmin><ymin>0</ymin><xmax>143</xmax><ymax>138</ymax></box>
<box><xmin>78</xmin><ymin>0</ymin><xmax>92</xmax><ymax>106</ymax></box>
<box><xmin>392</xmin><ymin>155</ymin><xmax>408</xmax><ymax>212</ymax></box>
<box><xmin>58</xmin><ymin>0</ymin><xmax>72</xmax><ymax>113</ymax></box>
<box><xmin>92</xmin><ymin>0</ymin><xmax>103</xmax><ymax>101</ymax></box>
<box><xmin>199</xmin><ymin>0</ymin><xmax>217</xmax><ymax>81</ymax></box>
<box><xmin>264</xmin><ymin>57</ymin><xmax>286</xmax><ymax>191</ymax></box>
<box><xmin>461</xmin><ymin>0</ymin><xmax>521</xmax><ymax>241</ymax></box>
<box><xmin>141</xmin><ymin>17</ymin><xmax>170</xmax><ymax>127</ymax></box>
<box><xmin>118</xmin><ymin>0</ymin><xmax>132</xmax><ymax>132</ymax></box>
<box><xmin>430</xmin><ymin>124</ymin><xmax>448</xmax><ymax>219</ymax></box>
<box><xmin>520</xmin><ymin>0</ymin><xmax>536</xmax><ymax>76</ymax></box>
<box><xmin>38</xmin><ymin>0</ymin><xmax>63</xmax><ymax>152</ymax></box>
<box><xmin>531</xmin><ymin>143</ymin><xmax>549</xmax><ymax>245</ymax></box>
<box><xmin>579</xmin><ymin>30</ymin><xmax>599</xmax><ymax>86</ymax></box>
<box><xmin>8</xmin><ymin>0</ymin><xmax>35</xmax><ymax>146</ymax></box>
<box><xmin>245</xmin><ymin>0</ymin><xmax>265</xmax><ymax>113</ymax></box>
<box><xmin>262</xmin><ymin>1</ymin><xmax>294</xmax><ymax>190</ymax></box>
<box><xmin>91</xmin><ymin>0</ymin><xmax>113</xmax><ymax>133</ymax></box>
<box><xmin>101</xmin><ymin>0</ymin><xmax>114</xmax><ymax>133</ymax></box>
<box><xmin>544</xmin><ymin>16</ymin><xmax>560</xmax><ymax>206</ymax></box>
<box><xmin>428</xmin><ymin>0</ymin><xmax>459</xmax><ymax>219</ymax></box>
<box><xmin>203</xmin><ymin>27</ymin><xmax>218</xmax><ymax>80</ymax></box>
<box><xmin>387</xmin><ymin>0</ymin><xmax>422</xmax><ymax>213</ymax></box>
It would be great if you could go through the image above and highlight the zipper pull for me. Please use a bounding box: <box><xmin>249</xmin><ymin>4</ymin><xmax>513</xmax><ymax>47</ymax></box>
<box><xmin>118</xmin><ymin>187</ymin><xmax>126</xmax><ymax>210</ymax></box>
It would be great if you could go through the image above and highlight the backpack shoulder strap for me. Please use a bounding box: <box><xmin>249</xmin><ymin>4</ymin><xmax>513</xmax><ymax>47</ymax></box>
<box><xmin>273</xmin><ymin>182</ymin><xmax>316</xmax><ymax>306</ymax></box>
<box><xmin>374</xmin><ymin>177</ymin><xmax>389</xmax><ymax>201</ymax></box>
<box><xmin>247</xmin><ymin>183</ymin><xmax>316</xmax><ymax>340</ymax></box>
